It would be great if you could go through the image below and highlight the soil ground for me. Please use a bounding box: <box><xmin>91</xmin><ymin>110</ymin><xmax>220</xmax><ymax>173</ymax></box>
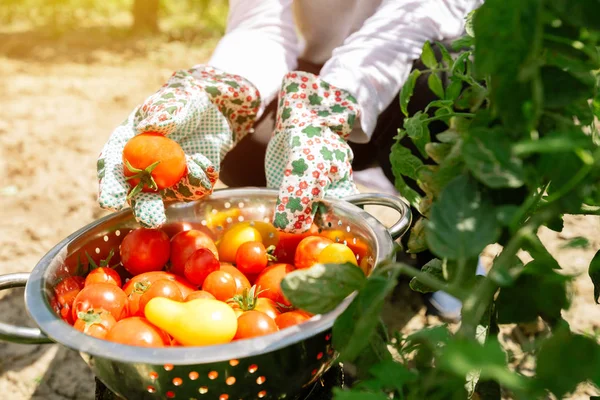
<box><xmin>1</xmin><ymin>23</ymin><xmax>599</xmax><ymax>400</ymax></box>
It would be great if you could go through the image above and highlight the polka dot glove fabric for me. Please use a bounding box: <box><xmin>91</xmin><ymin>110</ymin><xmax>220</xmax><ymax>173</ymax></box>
<box><xmin>97</xmin><ymin>66</ymin><xmax>260</xmax><ymax>228</ymax></box>
<box><xmin>265</xmin><ymin>71</ymin><xmax>360</xmax><ymax>233</ymax></box>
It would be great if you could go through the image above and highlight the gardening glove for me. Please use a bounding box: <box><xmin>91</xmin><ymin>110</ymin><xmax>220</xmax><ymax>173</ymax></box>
<box><xmin>265</xmin><ymin>72</ymin><xmax>360</xmax><ymax>233</ymax></box>
<box><xmin>97</xmin><ymin>66</ymin><xmax>260</xmax><ymax>228</ymax></box>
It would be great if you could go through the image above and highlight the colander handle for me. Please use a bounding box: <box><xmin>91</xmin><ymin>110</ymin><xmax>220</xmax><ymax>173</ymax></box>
<box><xmin>0</xmin><ymin>273</ymin><xmax>53</xmax><ymax>344</ymax></box>
<box><xmin>344</xmin><ymin>193</ymin><xmax>412</xmax><ymax>240</ymax></box>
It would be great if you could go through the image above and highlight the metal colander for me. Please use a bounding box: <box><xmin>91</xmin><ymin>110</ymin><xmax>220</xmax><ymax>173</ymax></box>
<box><xmin>0</xmin><ymin>188</ymin><xmax>411</xmax><ymax>400</ymax></box>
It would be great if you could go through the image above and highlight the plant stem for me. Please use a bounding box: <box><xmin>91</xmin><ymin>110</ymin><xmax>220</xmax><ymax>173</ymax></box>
<box><xmin>423</xmin><ymin>112</ymin><xmax>476</xmax><ymax>123</ymax></box>
<box><xmin>544</xmin><ymin>150</ymin><xmax>594</xmax><ymax>204</ymax></box>
<box><xmin>380</xmin><ymin>262</ymin><xmax>467</xmax><ymax>300</ymax></box>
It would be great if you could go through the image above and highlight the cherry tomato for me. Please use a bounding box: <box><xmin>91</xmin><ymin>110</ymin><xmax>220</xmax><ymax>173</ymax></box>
<box><xmin>160</xmin><ymin>221</ymin><xmax>214</xmax><ymax>239</ymax></box>
<box><xmin>184</xmin><ymin>248</ymin><xmax>220</xmax><ymax>286</ymax></box>
<box><xmin>185</xmin><ymin>290</ymin><xmax>215</xmax><ymax>301</ymax></box>
<box><xmin>106</xmin><ymin>316</ymin><xmax>171</xmax><ymax>347</ymax></box>
<box><xmin>138</xmin><ymin>279</ymin><xmax>183</xmax><ymax>316</ymax></box>
<box><xmin>72</xmin><ymin>283</ymin><xmax>129</xmax><ymax>322</ymax></box>
<box><xmin>74</xmin><ymin>309</ymin><xmax>117</xmax><ymax>340</ymax></box>
<box><xmin>254</xmin><ymin>263</ymin><xmax>295</xmax><ymax>307</ymax></box>
<box><xmin>230</xmin><ymin>286</ymin><xmax>282</xmax><ymax>320</ymax></box>
<box><xmin>123</xmin><ymin>271</ymin><xmax>196</xmax><ymax>316</ymax></box>
<box><xmin>232</xmin><ymin>221</ymin><xmax>280</xmax><ymax>247</ymax></box>
<box><xmin>217</xmin><ymin>225</ymin><xmax>262</xmax><ymax>263</ymax></box>
<box><xmin>85</xmin><ymin>267</ymin><xmax>122</xmax><ymax>287</ymax></box>
<box><xmin>219</xmin><ymin>263</ymin><xmax>252</xmax><ymax>295</ymax></box>
<box><xmin>254</xmin><ymin>298</ymin><xmax>281</xmax><ymax>320</ymax></box>
<box><xmin>202</xmin><ymin>271</ymin><xmax>237</xmax><ymax>301</ymax></box>
<box><xmin>294</xmin><ymin>236</ymin><xmax>334</xmax><ymax>269</ymax></box>
<box><xmin>170</xmin><ymin>230</ymin><xmax>219</xmax><ymax>276</ymax></box>
<box><xmin>316</xmin><ymin>243</ymin><xmax>358</xmax><ymax>266</ymax></box>
<box><xmin>235</xmin><ymin>241</ymin><xmax>268</xmax><ymax>275</ymax></box>
<box><xmin>122</xmin><ymin>132</ymin><xmax>187</xmax><ymax>192</ymax></box>
<box><xmin>54</xmin><ymin>276</ymin><xmax>85</xmax><ymax>308</ymax></box>
<box><xmin>120</xmin><ymin>228</ymin><xmax>170</xmax><ymax>276</ymax></box>
<box><xmin>234</xmin><ymin>310</ymin><xmax>278</xmax><ymax>340</ymax></box>
<box><xmin>60</xmin><ymin>304</ymin><xmax>76</xmax><ymax>325</ymax></box>
<box><xmin>275</xmin><ymin>311</ymin><xmax>311</xmax><ymax>330</ymax></box>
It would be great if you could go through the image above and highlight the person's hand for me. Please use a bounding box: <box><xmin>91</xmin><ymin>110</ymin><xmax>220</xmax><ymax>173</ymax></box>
<box><xmin>97</xmin><ymin>66</ymin><xmax>260</xmax><ymax>227</ymax></box>
<box><xmin>265</xmin><ymin>72</ymin><xmax>360</xmax><ymax>233</ymax></box>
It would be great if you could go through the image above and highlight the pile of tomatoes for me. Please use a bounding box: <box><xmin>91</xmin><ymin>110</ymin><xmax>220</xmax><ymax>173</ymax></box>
<box><xmin>51</xmin><ymin>220</ymin><xmax>366</xmax><ymax>348</ymax></box>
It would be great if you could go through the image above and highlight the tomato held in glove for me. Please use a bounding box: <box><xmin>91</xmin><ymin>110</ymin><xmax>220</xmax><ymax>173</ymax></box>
<box><xmin>145</xmin><ymin>298</ymin><xmax>237</xmax><ymax>346</ymax></box>
<box><xmin>72</xmin><ymin>283</ymin><xmax>129</xmax><ymax>322</ymax></box>
<box><xmin>106</xmin><ymin>316</ymin><xmax>171</xmax><ymax>347</ymax></box>
<box><xmin>74</xmin><ymin>309</ymin><xmax>117</xmax><ymax>340</ymax></box>
<box><xmin>120</xmin><ymin>228</ymin><xmax>170</xmax><ymax>275</ymax></box>
<box><xmin>254</xmin><ymin>263</ymin><xmax>295</xmax><ymax>307</ymax></box>
<box><xmin>294</xmin><ymin>236</ymin><xmax>333</xmax><ymax>269</ymax></box>
<box><xmin>170</xmin><ymin>230</ymin><xmax>219</xmax><ymax>276</ymax></box>
<box><xmin>122</xmin><ymin>132</ymin><xmax>187</xmax><ymax>194</ymax></box>
<box><xmin>234</xmin><ymin>310</ymin><xmax>278</xmax><ymax>340</ymax></box>
<box><xmin>184</xmin><ymin>248</ymin><xmax>220</xmax><ymax>286</ymax></box>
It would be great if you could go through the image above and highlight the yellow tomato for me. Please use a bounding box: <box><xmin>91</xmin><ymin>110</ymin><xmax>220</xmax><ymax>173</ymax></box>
<box><xmin>317</xmin><ymin>243</ymin><xmax>359</xmax><ymax>266</ymax></box>
<box><xmin>145</xmin><ymin>298</ymin><xmax>237</xmax><ymax>346</ymax></box>
<box><xmin>205</xmin><ymin>208</ymin><xmax>242</xmax><ymax>230</ymax></box>
<box><xmin>217</xmin><ymin>225</ymin><xmax>263</xmax><ymax>263</ymax></box>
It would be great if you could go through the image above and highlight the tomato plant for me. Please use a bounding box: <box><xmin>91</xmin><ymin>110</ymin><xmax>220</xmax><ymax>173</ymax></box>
<box><xmin>184</xmin><ymin>248</ymin><xmax>220</xmax><ymax>286</ymax></box>
<box><xmin>106</xmin><ymin>316</ymin><xmax>171</xmax><ymax>347</ymax></box>
<box><xmin>74</xmin><ymin>309</ymin><xmax>117</xmax><ymax>340</ymax></box>
<box><xmin>233</xmin><ymin>310</ymin><xmax>278</xmax><ymax>340</ymax></box>
<box><xmin>120</xmin><ymin>228</ymin><xmax>170</xmax><ymax>276</ymax></box>
<box><xmin>72</xmin><ymin>283</ymin><xmax>129</xmax><ymax>322</ymax></box>
<box><xmin>122</xmin><ymin>132</ymin><xmax>187</xmax><ymax>197</ymax></box>
<box><xmin>281</xmin><ymin>2</ymin><xmax>600</xmax><ymax>399</ymax></box>
<box><xmin>170</xmin><ymin>229</ymin><xmax>219</xmax><ymax>276</ymax></box>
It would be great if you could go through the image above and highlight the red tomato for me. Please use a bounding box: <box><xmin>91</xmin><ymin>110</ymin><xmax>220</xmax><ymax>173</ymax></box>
<box><xmin>275</xmin><ymin>311</ymin><xmax>311</xmax><ymax>330</ymax></box>
<box><xmin>294</xmin><ymin>236</ymin><xmax>334</xmax><ymax>269</ymax></box>
<box><xmin>184</xmin><ymin>248</ymin><xmax>220</xmax><ymax>286</ymax></box>
<box><xmin>54</xmin><ymin>276</ymin><xmax>85</xmax><ymax>308</ymax></box>
<box><xmin>202</xmin><ymin>271</ymin><xmax>237</xmax><ymax>302</ymax></box>
<box><xmin>74</xmin><ymin>309</ymin><xmax>117</xmax><ymax>340</ymax></box>
<box><xmin>185</xmin><ymin>290</ymin><xmax>215</xmax><ymax>301</ymax></box>
<box><xmin>254</xmin><ymin>263</ymin><xmax>295</xmax><ymax>307</ymax></box>
<box><xmin>122</xmin><ymin>132</ymin><xmax>187</xmax><ymax>192</ymax></box>
<box><xmin>106</xmin><ymin>316</ymin><xmax>171</xmax><ymax>347</ymax></box>
<box><xmin>160</xmin><ymin>221</ymin><xmax>214</xmax><ymax>239</ymax></box>
<box><xmin>272</xmin><ymin>225</ymin><xmax>319</xmax><ymax>264</ymax></box>
<box><xmin>120</xmin><ymin>228</ymin><xmax>170</xmax><ymax>276</ymax></box>
<box><xmin>229</xmin><ymin>285</ymin><xmax>282</xmax><ymax>320</ymax></box>
<box><xmin>85</xmin><ymin>267</ymin><xmax>122</xmax><ymax>288</ymax></box>
<box><xmin>123</xmin><ymin>271</ymin><xmax>196</xmax><ymax>316</ymax></box>
<box><xmin>72</xmin><ymin>283</ymin><xmax>129</xmax><ymax>322</ymax></box>
<box><xmin>138</xmin><ymin>279</ymin><xmax>183</xmax><ymax>316</ymax></box>
<box><xmin>220</xmin><ymin>263</ymin><xmax>251</xmax><ymax>295</ymax></box>
<box><xmin>234</xmin><ymin>310</ymin><xmax>278</xmax><ymax>340</ymax></box>
<box><xmin>60</xmin><ymin>304</ymin><xmax>75</xmax><ymax>325</ymax></box>
<box><xmin>170</xmin><ymin>230</ymin><xmax>219</xmax><ymax>276</ymax></box>
<box><xmin>235</xmin><ymin>241</ymin><xmax>268</xmax><ymax>275</ymax></box>
<box><xmin>254</xmin><ymin>298</ymin><xmax>281</xmax><ymax>320</ymax></box>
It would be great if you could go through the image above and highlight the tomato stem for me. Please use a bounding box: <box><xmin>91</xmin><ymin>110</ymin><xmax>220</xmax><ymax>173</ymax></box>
<box><xmin>124</xmin><ymin>159</ymin><xmax>161</xmax><ymax>199</ymax></box>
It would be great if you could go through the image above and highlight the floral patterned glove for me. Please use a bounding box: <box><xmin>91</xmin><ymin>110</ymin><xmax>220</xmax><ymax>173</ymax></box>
<box><xmin>265</xmin><ymin>72</ymin><xmax>360</xmax><ymax>233</ymax></box>
<box><xmin>97</xmin><ymin>66</ymin><xmax>260</xmax><ymax>228</ymax></box>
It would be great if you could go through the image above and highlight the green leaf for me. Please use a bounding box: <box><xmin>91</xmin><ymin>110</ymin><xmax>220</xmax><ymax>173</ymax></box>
<box><xmin>495</xmin><ymin>260</ymin><xmax>570</xmax><ymax>324</ymax></box>
<box><xmin>362</xmin><ymin>360</ymin><xmax>418</xmax><ymax>393</ymax></box>
<box><xmin>427</xmin><ymin>73</ymin><xmax>445</xmax><ymax>99</ymax></box>
<box><xmin>455</xmin><ymin>85</ymin><xmax>487</xmax><ymax>111</ymax></box>
<box><xmin>465</xmin><ymin>10</ymin><xmax>476</xmax><ymax>37</ymax></box>
<box><xmin>541</xmin><ymin>66</ymin><xmax>594</xmax><ymax>108</ymax></box>
<box><xmin>452</xmin><ymin>35</ymin><xmax>474</xmax><ymax>51</ymax></box>
<box><xmin>438</xmin><ymin>338</ymin><xmax>528</xmax><ymax>391</ymax></box>
<box><xmin>281</xmin><ymin>263</ymin><xmax>366</xmax><ymax>314</ymax></box>
<box><xmin>333</xmin><ymin>271</ymin><xmax>399</xmax><ymax>363</ymax></box>
<box><xmin>390</xmin><ymin>142</ymin><xmax>424</xmax><ymax>181</ymax></box>
<box><xmin>445</xmin><ymin>78</ymin><xmax>463</xmax><ymax>101</ymax></box>
<box><xmin>589</xmin><ymin>250</ymin><xmax>600</xmax><ymax>304</ymax></box>
<box><xmin>421</xmin><ymin>41</ymin><xmax>438</xmax><ymax>69</ymax></box>
<box><xmin>407</xmin><ymin>218</ymin><xmax>428</xmax><ymax>253</ymax></box>
<box><xmin>513</xmin><ymin>135</ymin><xmax>592</xmax><ymax>156</ymax></box>
<box><xmin>425</xmin><ymin>142</ymin><xmax>452</xmax><ymax>164</ymax></box>
<box><xmin>436</xmin><ymin>41</ymin><xmax>454</xmax><ymax>66</ymax></box>
<box><xmin>393</xmin><ymin>174</ymin><xmax>422</xmax><ymax>212</ymax></box>
<box><xmin>410</xmin><ymin>259</ymin><xmax>444</xmax><ymax>293</ymax></box>
<box><xmin>332</xmin><ymin>389</ymin><xmax>388</xmax><ymax>400</ymax></box>
<box><xmin>536</xmin><ymin>326</ymin><xmax>600</xmax><ymax>398</ymax></box>
<box><xmin>400</xmin><ymin>70</ymin><xmax>422</xmax><ymax>117</ymax></box>
<box><xmin>463</xmin><ymin>127</ymin><xmax>525</xmax><ymax>188</ymax></box>
<box><xmin>404</xmin><ymin>112</ymin><xmax>431</xmax><ymax>159</ymax></box>
<box><xmin>426</xmin><ymin>175</ymin><xmax>501</xmax><ymax>260</ymax></box>
<box><xmin>548</xmin><ymin>0</ymin><xmax>600</xmax><ymax>31</ymax></box>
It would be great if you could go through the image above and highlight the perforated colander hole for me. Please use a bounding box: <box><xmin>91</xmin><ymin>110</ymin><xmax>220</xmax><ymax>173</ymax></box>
<box><xmin>258</xmin><ymin>390</ymin><xmax>267</xmax><ymax>398</ymax></box>
<box><xmin>256</xmin><ymin>376</ymin><xmax>266</xmax><ymax>385</ymax></box>
<box><xmin>311</xmin><ymin>369</ymin><xmax>318</xmax><ymax>375</ymax></box>
<box><xmin>147</xmin><ymin>386</ymin><xmax>156</xmax><ymax>393</ymax></box>
<box><xmin>238</xmin><ymin>202</ymin><xmax>245</xmax><ymax>208</ymax></box>
<box><xmin>353</xmin><ymin>237</ymin><xmax>357</xmax><ymax>244</ymax></box>
<box><xmin>237</xmin><ymin>216</ymin><xmax>244</xmax><ymax>222</ymax></box>
<box><xmin>224</xmin><ymin>202</ymin><xmax>231</xmax><ymax>209</ymax></box>
<box><xmin>226</xmin><ymin>377</ymin><xmax>236</xmax><ymax>385</ymax></box>
<box><xmin>325</xmin><ymin>334</ymin><xmax>331</xmax><ymax>341</ymax></box>
<box><xmin>149</xmin><ymin>371</ymin><xmax>158</xmax><ymax>380</ymax></box>
<box><xmin>166</xmin><ymin>391</ymin><xmax>176</xmax><ymax>398</ymax></box>
<box><xmin>201</xmin><ymin>220</ymin><xmax>207</xmax><ymax>226</ymax></box>
<box><xmin>164</xmin><ymin>364</ymin><xmax>174</xmax><ymax>371</ymax></box>
<box><xmin>212</xmin><ymin>209</ymin><xmax>218</xmax><ymax>214</ymax></box>
<box><xmin>199</xmin><ymin>387</ymin><xmax>208</xmax><ymax>394</ymax></box>
<box><xmin>229</xmin><ymin>359</ymin><xmax>239</xmax><ymax>366</ymax></box>
<box><xmin>115</xmin><ymin>230</ymin><xmax>121</xmax><ymax>237</ymax></box>
<box><xmin>317</xmin><ymin>352</ymin><xmax>324</xmax><ymax>360</ymax></box>
<box><xmin>208</xmin><ymin>371</ymin><xmax>219</xmax><ymax>380</ymax></box>
<box><xmin>226</xmin><ymin>217</ymin><xmax>233</xmax><ymax>224</ymax></box>
<box><xmin>337</xmin><ymin>220</ymin><xmax>343</xmax><ymax>226</ymax></box>
<box><xmin>103</xmin><ymin>235</ymin><xmax>109</xmax><ymax>242</ymax></box>
<box><xmin>263</xmin><ymin>217</ymin><xmax>270</xmax><ymax>223</ymax></box>
<box><xmin>346</xmin><ymin>226</ymin><xmax>351</xmax><ymax>233</ymax></box>
<box><xmin>189</xmin><ymin>371</ymin><xmax>199</xmax><ymax>380</ymax></box>
<box><xmin>248</xmin><ymin>364</ymin><xmax>258</xmax><ymax>373</ymax></box>
<box><xmin>173</xmin><ymin>377</ymin><xmax>183</xmax><ymax>386</ymax></box>
<box><xmin>95</xmin><ymin>248</ymin><xmax>100</xmax><ymax>254</ymax></box>
<box><xmin>219</xmin><ymin>395</ymin><xmax>229</xmax><ymax>400</ymax></box>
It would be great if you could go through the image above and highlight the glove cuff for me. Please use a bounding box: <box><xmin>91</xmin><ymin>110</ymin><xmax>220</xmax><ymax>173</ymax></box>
<box><xmin>274</xmin><ymin>71</ymin><xmax>360</xmax><ymax>140</ymax></box>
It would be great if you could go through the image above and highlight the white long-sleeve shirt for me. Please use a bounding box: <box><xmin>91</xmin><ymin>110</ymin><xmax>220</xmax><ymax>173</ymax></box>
<box><xmin>208</xmin><ymin>0</ymin><xmax>482</xmax><ymax>143</ymax></box>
